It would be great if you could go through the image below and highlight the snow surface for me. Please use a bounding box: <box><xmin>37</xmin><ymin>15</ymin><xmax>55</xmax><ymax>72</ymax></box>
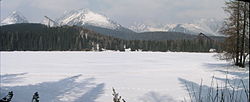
<box><xmin>0</xmin><ymin>52</ymin><xmax>249</xmax><ymax>102</ymax></box>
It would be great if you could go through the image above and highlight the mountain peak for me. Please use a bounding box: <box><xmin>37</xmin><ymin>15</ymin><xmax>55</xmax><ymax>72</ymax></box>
<box><xmin>1</xmin><ymin>11</ymin><xmax>29</xmax><ymax>25</ymax></box>
<box><xmin>56</xmin><ymin>8</ymin><xmax>121</xmax><ymax>29</ymax></box>
<box><xmin>12</xmin><ymin>11</ymin><xmax>18</xmax><ymax>14</ymax></box>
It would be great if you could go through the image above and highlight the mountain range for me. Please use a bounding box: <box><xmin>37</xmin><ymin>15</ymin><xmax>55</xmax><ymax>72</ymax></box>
<box><xmin>1</xmin><ymin>9</ymin><xmax>224</xmax><ymax>37</ymax></box>
<box><xmin>130</xmin><ymin>18</ymin><xmax>223</xmax><ymax>36</ymax></box>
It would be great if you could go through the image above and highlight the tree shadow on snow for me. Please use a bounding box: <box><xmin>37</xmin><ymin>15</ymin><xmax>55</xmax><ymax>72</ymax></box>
<box><xmin>203</xmin><ymin>62</ymin><xmax>249</xmax><ymax>91</ymax></box>
<box><xmin>0</xmin><ymin>73</ymin><xmax>27</xmax><ymax>84</ymax></box>
<box><xmin>203</xmin><ymin>63</ymin><xmax>232</xmax><ymax>69</ymax></box>
<box><xmin>213</xmin><ymin>69</ymin><xmax>249</xmax><ymax>94</ymax></box>
<box><xmin>139</xmin><ymin>91</ymin><xmax>176</xmax><ymax>102</ymax></box>
<box><xmin>178</xmin><ymin>77</ymin><xmax>249</xmax><ymax>102</ymax></box>
<box><xmin>0</xmin><ymin>74</ymin><xmax>105</xmax><ymax>102</ymax></box>
<box><xmin>74</xmin><ymin>83</ymin><xmax>105</xmax><ymax>102</ymax></box>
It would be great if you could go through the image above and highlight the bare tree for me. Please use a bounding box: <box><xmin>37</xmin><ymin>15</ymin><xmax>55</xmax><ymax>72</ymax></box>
<box><xmin>221</xmin><ymin>0</ymin><xmax>249</xmax><ymax>67</ymax></box>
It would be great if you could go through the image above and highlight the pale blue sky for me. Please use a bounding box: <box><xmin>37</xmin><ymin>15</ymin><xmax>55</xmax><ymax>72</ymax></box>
<box><xmin>1</xmin><ymin>0</ymin><xmax>227</xmax><ymax>27</ymax></box>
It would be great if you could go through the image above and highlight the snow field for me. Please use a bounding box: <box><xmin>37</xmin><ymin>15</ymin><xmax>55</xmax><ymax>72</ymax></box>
<box><xmin>0</xmin><ymin>51</ymin><xmax>249</xmax><ymax>102</ymax></box>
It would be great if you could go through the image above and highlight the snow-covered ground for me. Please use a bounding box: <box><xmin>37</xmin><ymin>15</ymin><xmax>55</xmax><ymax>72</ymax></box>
<box><xmin>0</xmin><ymin>52</ymin><xmax>249</xmax><ymax>102</ymax></box>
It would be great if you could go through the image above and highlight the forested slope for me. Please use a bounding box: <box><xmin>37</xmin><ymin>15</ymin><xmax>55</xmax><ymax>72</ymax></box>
<box><xmin>0</xmin><ymin>23</ymin><xmax>223</xmax><ymax>52</ymax></box>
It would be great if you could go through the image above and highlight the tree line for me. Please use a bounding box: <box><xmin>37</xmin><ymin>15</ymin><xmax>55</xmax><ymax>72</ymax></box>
<box><xmin>0</xmin><ymin>23</ymin><xmax>222</xmax><ymax>52</ymax></box>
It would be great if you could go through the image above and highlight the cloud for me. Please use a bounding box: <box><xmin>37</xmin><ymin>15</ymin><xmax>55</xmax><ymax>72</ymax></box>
<box><xmin>97</xmin><ymin>0</ymin><xmax>227</xmax><ymax>26</ymax></box>
<box><xmin>30</xmin><ymin>0</ymin><xmax>89</xmax><ymax>11</ymax></box>
<box><xmin>1</xmin><ymin>0</ymin><xmax>227</xmax><ymax>27</ymax></box>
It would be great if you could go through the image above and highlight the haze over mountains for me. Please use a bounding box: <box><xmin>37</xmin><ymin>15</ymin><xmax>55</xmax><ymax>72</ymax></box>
<box><xmin>130</xmin><ymin>18</ymin><xmax>223</xmax><ymax>36</ymax></box>
<box><xmin>1</xmin><ymin>9</ymin><xmax>224</xmax><ymax>36</ymax></box>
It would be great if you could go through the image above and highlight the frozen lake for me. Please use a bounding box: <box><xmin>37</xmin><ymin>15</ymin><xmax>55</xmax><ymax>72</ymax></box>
<box><xmin>0</xmin><ymin>52</ymin><xmax>249</xmax><ymax>102</ymax></box>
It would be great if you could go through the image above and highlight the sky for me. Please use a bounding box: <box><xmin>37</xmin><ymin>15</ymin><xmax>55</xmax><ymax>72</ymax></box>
<box><xmin>1</xmin><ymin>0</ymin><xmax>227</xmax><ymax>27</ymax></box>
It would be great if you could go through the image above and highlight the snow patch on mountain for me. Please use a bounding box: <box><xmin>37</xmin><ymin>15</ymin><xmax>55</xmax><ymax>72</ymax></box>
<box><xmin>193</xmin><ymin>18</ymin><xmax>223</xmax><ymax>35</ymax></box>
<box><xmin>130</xmin><ymin>18</ymin><xmax>224</xmax><ymax>36</ymax></box>
<box><xmin>56</xmin><ymin>9</ymin><xmax>122</xmax><ymax>30</ymax></box>
<box><xmin>1</xmin><ymin>11</ymin><xmax>29</xmax><ymax>25</ymax></box>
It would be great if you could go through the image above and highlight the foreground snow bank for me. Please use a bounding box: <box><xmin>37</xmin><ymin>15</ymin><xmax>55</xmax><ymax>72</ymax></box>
<box><xmin>0</xmin><ymin>52</ymin><xmax>249</xmax><ymax>102</ymax></box>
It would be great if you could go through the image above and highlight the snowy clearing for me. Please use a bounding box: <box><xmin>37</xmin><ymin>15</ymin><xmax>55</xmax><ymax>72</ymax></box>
<box><xmin>0</xmin><ymin>52</ymin><xmax>249</xmax><ymax>102</ymax></box>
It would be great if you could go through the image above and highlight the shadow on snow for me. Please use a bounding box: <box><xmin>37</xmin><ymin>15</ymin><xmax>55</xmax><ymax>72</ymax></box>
<box><xmin>203</xmin><ymin>62</ymin><xmax>249</xmax><ymax>91</ymax></box>
<box><xmin>0</xmin><ymin>73</ymin><xmax>105</xmax><ymax>102</ymax></box>
<box><xmin>0</xmin><ymin>73</ymin><xmax>27</xmax><ymax>84</ymax></box>
<box><xmin>139</xmin><ymin>91</ymin><xmax>176</xmax><ymax>102</ymax></box>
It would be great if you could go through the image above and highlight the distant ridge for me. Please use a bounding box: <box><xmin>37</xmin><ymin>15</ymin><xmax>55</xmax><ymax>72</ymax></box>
<box><xmin>129</xmin><ymin>18</ymin><xmax>224</xmax><ymax>36</ymax></box>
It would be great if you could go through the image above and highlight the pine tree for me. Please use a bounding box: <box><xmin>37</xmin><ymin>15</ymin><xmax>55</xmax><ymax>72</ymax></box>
<box><xmin>31</xmin><ymin>92</ymin><xmax>39</xmax><ymax>102</ymax></box>
<box><xmin>0</xmin><ymin>91</ymin><xmax>14</xmax><ymax>102</ymax></box>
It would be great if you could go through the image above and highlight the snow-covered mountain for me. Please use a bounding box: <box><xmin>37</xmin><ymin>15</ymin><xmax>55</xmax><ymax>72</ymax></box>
<box><xmin>1</xmin><ymin>11</ymin><xmax>29</xmax><ymax>25</ymax></box>
<box><xmin>2</xmin><ymin>10</ymin><xmax>223</xmax><ymax>36</ymax></box>
<box><xmin>130</xmin><ymin>18</ymin><xmax>224</xmax><ymax>36</ymax></box>
<box><xmin>56</xmin><ymin>9</ymin><xmax>122</xmax><ymax>30</ymax></box>
<box><xmin>193</xmin><ymin>18</ymin><xmax>223</xmax><ymax>36</ymax></box>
